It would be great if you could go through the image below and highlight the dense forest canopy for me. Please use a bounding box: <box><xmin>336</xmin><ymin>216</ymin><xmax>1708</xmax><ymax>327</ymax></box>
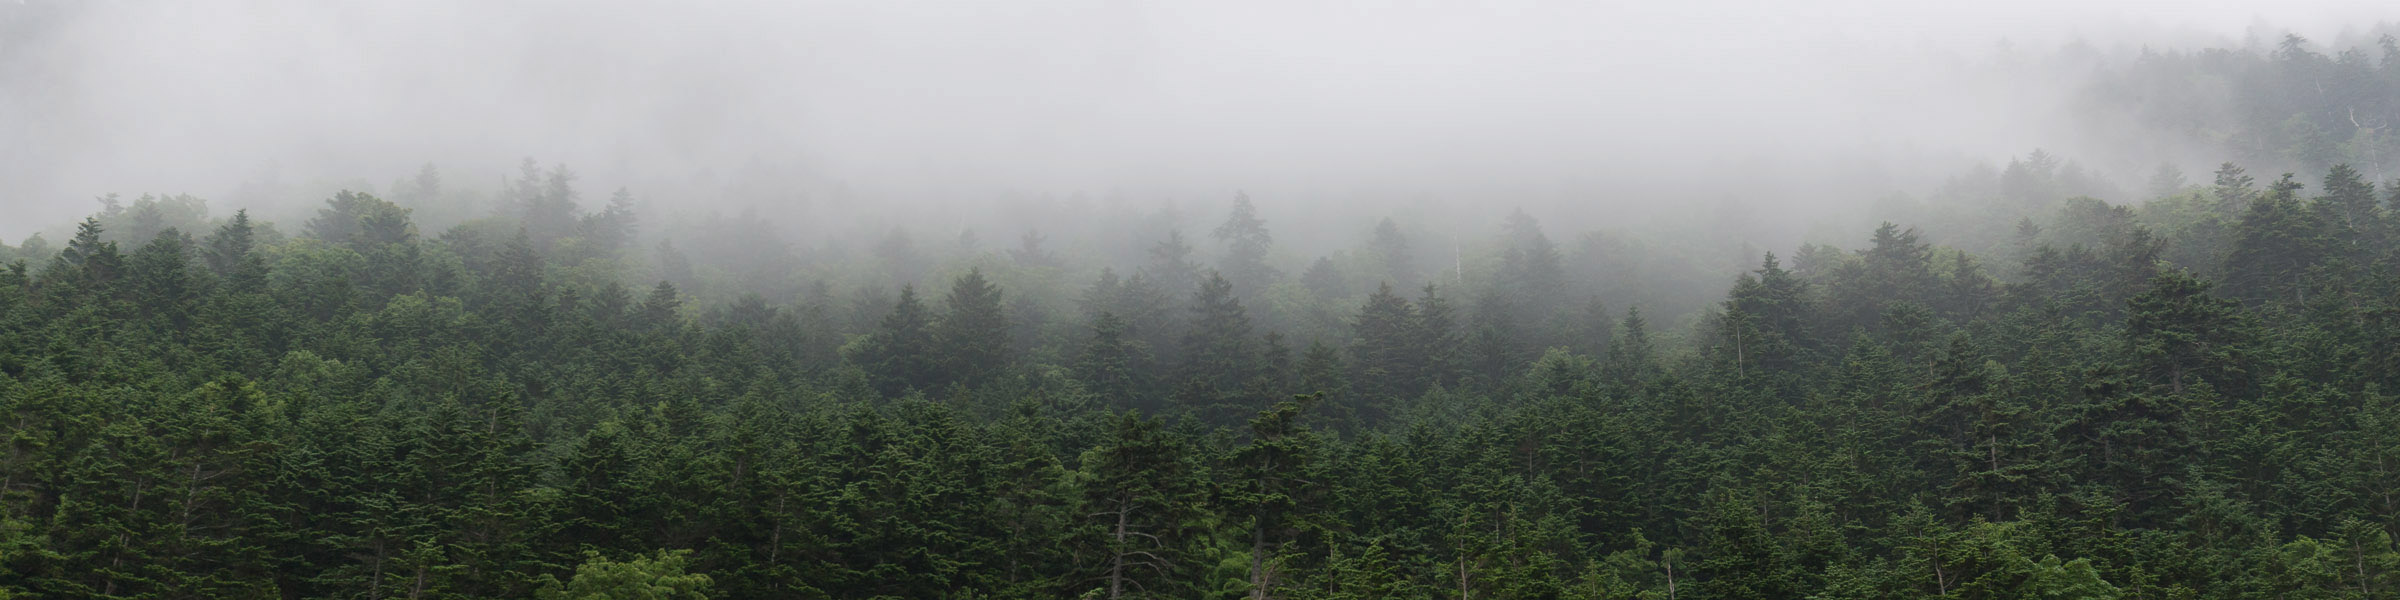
<box><xmin>8</xmin><ymin>4</ymin><xmax>2400</xmax><ymax>600</ymax></box>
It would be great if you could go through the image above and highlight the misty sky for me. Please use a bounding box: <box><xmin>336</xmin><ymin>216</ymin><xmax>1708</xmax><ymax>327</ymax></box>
<box><xmin>2</xmin><ymin>0</ymin><xmax>2392</xmax><ymax>241</ymax></box>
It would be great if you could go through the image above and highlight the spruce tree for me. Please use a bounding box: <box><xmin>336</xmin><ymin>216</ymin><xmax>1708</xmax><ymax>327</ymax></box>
<box><xmin>1350</xmin><ymin>282</ymin><xmax>1420</xmax><ymax>403</ymax></box>
<box><xmin>1214</xmin><ymin>193</ymin><xmax>1280</xmax><ymax>298</ymax></box>
<box><xmin>2224</xmin><ymin>174</ymin><xmax>2338</xmax><ymax>305</ymax></box>
<box><xmin>1077</xmin><ymin>312</ymin><xmax>1150</xmax><ymax>407</ymax></box>
<box><xmin>935</xmin><ymin>268</ymin><xmax>1011</xmax><ymax>387</ymax></box>
<box><xmin>858</xmin><ymin>285</ymin><xmax>938</xmax><ymax>396</ymax></box>
<box><xmin>1181</xmin><ymin>271</ymin><xmax>1257</xmax><ymax>394</ymax></box>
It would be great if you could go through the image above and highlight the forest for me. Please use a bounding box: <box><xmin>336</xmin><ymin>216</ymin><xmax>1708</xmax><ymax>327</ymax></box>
<box><xmin>7</xmin><ymin>18</ymin><xmax>2400</xmax><ymax>600</ymax></box>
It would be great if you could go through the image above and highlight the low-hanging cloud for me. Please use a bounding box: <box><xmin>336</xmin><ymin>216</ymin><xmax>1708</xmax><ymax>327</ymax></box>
<box><xmin>1</xmin><ymin>0</ymin><xmax>2389</xmax><ymax>243</ymax></box>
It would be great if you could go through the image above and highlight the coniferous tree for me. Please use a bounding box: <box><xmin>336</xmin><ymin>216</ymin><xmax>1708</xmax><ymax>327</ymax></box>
<box><xmin>1147</xmin><ymin>230</ymin><xmax>1203</xmax><ymax>303</ymax></box>
<box><xmin>858</xmin><ymin>285</ymin><xmax>938</xmax><ymax>396</ymax></box>
<box><xmin>1080</xmin><ymin>412</ymin><xmax>1204</xmax><ymax>600</ymax></box>
<box><xmin>1078</xmin><ymin>312</ymin><xmax>1151</xmax><ymax>407</ymax></box>
<box><xmin>126</xmin><ymin>230</ymin><xmax>200</xmax><ymax>331</ymax></box>
<box><xmin>935</xmin><ymin>268</ymin><xmax>1012</xmax><ymax>387</ymax></box>
<box><xmin>1349</xmin><ymin>282</ymin><xmax>1419</xmax><ymax>403</ymax></box>
<box><xmin>1181</xmin><ymin>271</ymin><xmax>1256</xmax><ymax>396</ymax></box>
<box><xmin>2126</xmin><ymin>270</ymin><xmax>2252</xmax><ymax>396</ymax></box>
<box><xmin>1602</xmin><ymin>307</ymin><xmax>1656</xmax><ymax>386</ymax></box>
<box><xmin>2224</xmin><ymin>174</ymin><xmax>2338</xmax><ymax>305</ymax></box>
<box><xmin>1301</xmin><ymin>257</ymin><xmax>1344</xmax><ymax>298</ymax></box>
<box><xmin>2214</xmin><ymin>162</ymin><xmax>2259</xmax><ymax>214</ymax></box>
<box><xmin>1412</xmin><ymin>284</ymin><xmax>1463</xmax><ymax>391</ymax></box>
<box><xmin>57</xmin><ymin>217</ymin><xmax>123</xmax><ymax>295</ymax></box>
<box><xmin>1229</xmin><ymin>397</ymin><xmax>1325</xmax><ymax>600</ymax></box>
<box><xmin>1716</xmin><ymin>253</ymin><xmax>1812</xmax><ymax>378</ymax></box>
<box><xmin>1214</xmin><ymin>193</ymin><xmax>1280</xmax><ymax>299</ymax></box>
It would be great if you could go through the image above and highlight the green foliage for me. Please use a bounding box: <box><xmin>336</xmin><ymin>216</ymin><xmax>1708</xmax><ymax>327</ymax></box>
<box><xmin>3</xmin><ymin>149</ymin><xmax>2396</xmax><ymax>600</ymax></box>
<box><xmin>535</xmin><ymin>549</ymin><xmax>712</xmax><ymax>600</ymax></box>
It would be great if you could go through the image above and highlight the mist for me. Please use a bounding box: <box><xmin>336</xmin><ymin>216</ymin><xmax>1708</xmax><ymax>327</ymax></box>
<box><xmin>6</xmin><ymin>0</ymin><xmax>2388</xmax><ymax>246</ymax></box>
<box><xmin>17</xmin><ymin>4</ymin><xmax>2400</xmax><ymax>596</ymax></box>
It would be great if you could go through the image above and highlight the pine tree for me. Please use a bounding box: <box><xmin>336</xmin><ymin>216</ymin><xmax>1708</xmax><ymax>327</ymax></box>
<box><xmin>1080</xmin><ymin>412</ymin><xmax>1204</xmax><ymax>600</ymax></box>
<box><xmin>1301</xmin><ymin>257</ymin><xmax>1344</xmax><ymax>298</ymax></box>
<box><xmin>1230</xmin><ymin>397</ymin><xmax>1324</xmax><ymax>600</ymax></box>
<box><xmin>57</xmin><ymin>217</ymin><xmax>123</xmax><ymax>295</ymax></box>
<box><xmin>485</xmin><ymin>230</ymin><xmax>551</xmax><ymax>338</ymax></box>
<box><xmin>2126</xmin><ymin>270</ymin><xmax>2252</xmax><ymax>396</ymax></box>
<box><xmin>1602</xmin><ymin>307</ymin><xmax>1656</xmax><ymax>386</ymax></box>
<box><xmin>1181</xmin><ymin>271</ymin><xmax>1257</xmax><ymax>395</ymax></box>
<box><xmin>557</xmin><ymin>422</ymin><xmax>641</xmax><ymax>552</ymax></box>
<box><xmin>1294</xmin><ymin>341</ymin><xmax>1351</xmax><ymax>423</ymax></box>
<box><xmin>2214</xmin><ymin>162</ymin><xmax>2259</xmax><ymax>214</ymax></box>
<box><xmin>1692</xmin><ymin>492</ymin><xmax>1798</xmax><ymax>599</ymax></box>
<box><xmin>1349</xmin><ymin>282</ymin><xmax>1420</xmax><ymax>403</ymax></box>
<box><xmin>1077</xmin><ymin>312</ymin><xmax>1151</xmax><ymax>407</ymax></box>
<box><xmin>1716</xmin><ymin>253</ymin><xmax>1813</xmax><ymax>378</ymax></box>
<box><xmin>534</xmin><ymin>549</ymin><xmax>712</xmax><ymax>600</ymax></box>
<box><xmin>126</xmin><ymin>230</ymin><xmax>199</xmax><ymax>330</ymax></box>
<box><xmin>1214</xmin><ymin>193</ymin><xmax>1280</xmax><ymax>298</ymax></box>
<box><xmin>204</xmin><ymin>210</ymin><xmax>263</xmax><ymax>284</ymax></box>
<box><xmin>1500</xmin><ymin>209</ymin><xmax>1566</xmax><ymax>307</ymax></box>
<box><xmin>2225</xmin><ymin>174</ymin><xmax>2339</xmax><ymax>305</ymax></box>
<box><xmin>858</xmin><ymin>285</ymin><xmax>938</xmax><ymax>396</ymax></box>
<box><xmin>638</xmin><ymin>281</ymin><xmax>682</xmax><ymax>328</ymax></box>
<box><xmin>1147</xmin><ymin>230</ymin><xmax>1203</xmax><ymax>302</ymax></box>
<box><xmin>580</xmin><ymin>188</ymin><xmax>640</xmax><ymax>260</ymax></box>
<box><xmin>1571</xmin><ymin>296</ymin><xmax>1613</xmax><ymax>359</ymax></box>
<box><xmin>2317</xmin><ymin>164</ymin><xmax>2379</xmax><ymax>236</ymax></box>
<box><xmin>935</xmin><ymin>268</ymin><xmax>1012</xmax><ymax>387</ymax></box>
<box><xmin>1412</xmin><ymin>284</ymin><xmax>1462</xmax><ymax>391</ymax></box>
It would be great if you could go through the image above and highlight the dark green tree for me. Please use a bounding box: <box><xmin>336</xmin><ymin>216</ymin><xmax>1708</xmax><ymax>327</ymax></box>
<box><xmin>935</xmin><ymin>268</ymin><xmax>1012</xmax><ymax>387</ymax></box>
<box><xmin>857</xmin><ymin>285</ymin><xmax>939</xmax><ymax>396</ymax></box>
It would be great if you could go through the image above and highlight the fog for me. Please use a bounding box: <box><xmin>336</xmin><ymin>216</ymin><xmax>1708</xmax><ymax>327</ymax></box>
<box><xmin>1</xmin><ymin>0</ymin><xmax>2392</xmax><ymax>245</ymax></box>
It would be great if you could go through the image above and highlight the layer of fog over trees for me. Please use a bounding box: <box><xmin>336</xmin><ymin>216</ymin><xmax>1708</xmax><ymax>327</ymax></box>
<box><xmin>24</xmin><ymin>2</ymin><xmax>2400</xmax><ymax>598</ymax></box>
<box><xmin>2</xmin><ymin>2</ymin><xmax>2393</xmax><ymax>268</ymax></box>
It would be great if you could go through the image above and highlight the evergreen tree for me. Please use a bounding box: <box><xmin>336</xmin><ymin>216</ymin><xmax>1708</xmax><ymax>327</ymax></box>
<box><xmin>1349</xmin><ymin>282</ymin><xmax>1420</xmax><ymax>403</ymax></box>
<box><xmin>57</xmin><ymin>217</ymin><xmax>123</xmax><ymax>294</ymax></box>
<box><xmin>2225</xmin><ymin>174</ymin><xmax>2339</xmax><ymax>305</ymax></box>
<box><xmin>2125</xmin><ymin>270</ymin><xmax>2252</xmax><ymax>396</ymax></box>
<box><xmin>1301</xmin><ymin>257</ymin><xmax>1344</xmax><ymax>298</ymax></box>
<box><xmin>857</xmin><ymin>285</ymin><xmax>939</xmax><ymax>396</ymax></box>
<box><xmin>1181</xmin><ymin>272</ymin><xmax>1257</xmax><ymax>395</ymax></box>
<box><xmin>1080</xmin><ymin>413</ymin><xmax>1204</xmax><ymax>600</ymax></box>
<box><xmin>1077</xmin><ymin>312</ymin><xmax>1151</xmax><ymax>406</ymax></box>
<box><xmin>1229</xmin><ymin>398</ymin><xmax>1324</xmax><ymax>600</ymax></box>
<box><xmin>2214</xmin><ymin>162</ymin><xmax>2259</xmax><ymax>214</ymax></box>
<box><xmin>1602</xmin><ymin>307</ymin><xmax>1656</xmax><ymax>386</ymax></box>
<box><xmin>1214</xmin><ymin>193</ymin><xmax>1280</xmax><ymax>298</ymax></box>
<box><xmin>1147</xmin><ymin>230</ymin><xmax>1203</xmax><ymax>302</ymax></box>
<box><xmin>1715</xmin><ymin>253</ymin><xmax>1812</xmax><ymax>378</ymax></box>
<box><xmin>1412</xmin><ymin>284</ymin><xmax>1463</xmax><ymax>391</ymax></box>
<box><xmin>935</xmin><ymin>268</ymin><xmax>1012</xmax><ymax>387</ymax></box>
<box><xmin>126</xmin><ymin>230</ymin><xmax>200</xmax><ymax>330</ymax></box>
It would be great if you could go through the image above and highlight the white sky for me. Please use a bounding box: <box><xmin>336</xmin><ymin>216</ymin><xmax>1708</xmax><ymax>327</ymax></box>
<box><xmin>0</xmin><ymin>0</ymin><xmax>2392</xmax><ymax>240</ymax></box>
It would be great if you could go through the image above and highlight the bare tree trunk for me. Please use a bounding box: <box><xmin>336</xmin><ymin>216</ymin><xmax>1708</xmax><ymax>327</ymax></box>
<box><xmin>1248</xmin><ymin>520</ymin><xmax>1269</xmax><ymax>600</ymax></box>
<box><xmin>1664</xmin><ymin>561</ymin><xmax>1675</xmax><ymax>600</ymax></box>
<box><xmin>1109</xmin><ymin>504</ymin><xmax>1129</xmax><ymax>600</ymax></box>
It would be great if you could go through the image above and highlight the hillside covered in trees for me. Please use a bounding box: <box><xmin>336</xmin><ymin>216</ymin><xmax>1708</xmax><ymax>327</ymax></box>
<box><xmin>5</xmin><ymin>151</ymin><xmax>2400</xmax><ymax>598</ymax></box>
<box><xmin>8</xmin><ymin>23</ymin><xmax>2400</xmax><ymax>600</ymax></box>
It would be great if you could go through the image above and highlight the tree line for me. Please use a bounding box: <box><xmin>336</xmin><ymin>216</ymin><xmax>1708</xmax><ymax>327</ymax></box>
<box><xmin>3</xmin><ymin>153</ymin><xmax>2400</xmax><ymax>598</ymax></box>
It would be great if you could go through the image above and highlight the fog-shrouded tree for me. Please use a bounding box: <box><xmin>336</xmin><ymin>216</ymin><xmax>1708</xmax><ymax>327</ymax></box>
<box><xmin>935</xmin><ymin>268</ymin><xmax>1012</xmax><ymax>387</ymax></box>
<box><xmin>1368</xmin><ymin>217</ymin><xmax>1416</xmax><ymax>288</ymax></box>
<box><xmin>1213</xmin><ymin>193</ymin><xmax>1279</xmax><ymax>300</ymax></box>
